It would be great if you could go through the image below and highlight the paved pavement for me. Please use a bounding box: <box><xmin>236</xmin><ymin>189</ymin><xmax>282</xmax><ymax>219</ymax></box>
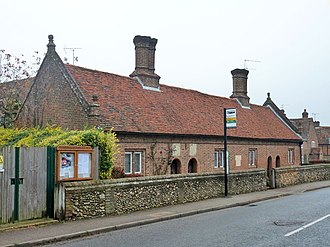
<box><xmin>1</xmin><ymin>180</ymin><xmax>329</xmax><ymax>247</ymax></box>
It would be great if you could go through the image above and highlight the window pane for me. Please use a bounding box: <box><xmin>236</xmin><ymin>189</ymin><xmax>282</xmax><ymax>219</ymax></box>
<box><xmin>220</xmin><ymin>151</ymin><xmax>224</xmax><ymax>167</ymax></box>
<box><xmin>288</xmin><ymin>149</ymin><xmax>294</xmax><ymax>163</ymax></box>
<box><xmin>134</xmin><ymin>152</ymin><xmax>141</xmax><ymax>173</ymax></box>
<box><xmin>60</xmin><ymin>153</ymin><xmax>75</xmax><ymax>179</ymax></box>
<box><xmin>214</xmin><ymin>151</ymin><xmax>219</xmax><ymax>168</ymax></box>
<box><xmin>78</xmin><ymin>153</ymin><xmax>92</xmax><ymax>178</ymax></box>
<box><xmin>248</xmin><ymin>150</ymin><xmax>255</xmax><ymax>166</ymax></box>
<box><xmin>125</xmin><ymin>153</ymin><xmax>132</xmax><ymax>174</ymax></box>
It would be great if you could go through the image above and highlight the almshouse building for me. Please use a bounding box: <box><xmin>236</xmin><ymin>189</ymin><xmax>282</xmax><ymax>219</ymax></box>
<box><xmin>14</xmin><ymin>35</ymin><xmax>302</xmax><ymax>177</ymax></box>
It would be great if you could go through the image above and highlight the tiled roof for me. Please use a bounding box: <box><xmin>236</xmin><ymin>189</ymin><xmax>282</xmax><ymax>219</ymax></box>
<box><xmin>263</xmin><ymin>93</ymin><xmax>298</xmax><ymax>133</ymax></box>
<box><xmin>290</xmin><ymin>118</ymin><xmax>314</xmax><ymax>140</ymax></box>
<box><xmin>65</xmin><ymin>64</ymin><xmax>301</xmax><ymax>141</ymax></box>
<box><xmin>316</xmin><ymin>127</ymin><xmax>330</xmax><ymax>144</ymax></box>
<box><xmin>0</xmin><ymin>78</ymin><xmax>34</xmax><ymax>117</ymax></box>
<box><xmin>0</xmin><ymin>78</ymin><xmax>34</xmax><ymax>102</ymax></box>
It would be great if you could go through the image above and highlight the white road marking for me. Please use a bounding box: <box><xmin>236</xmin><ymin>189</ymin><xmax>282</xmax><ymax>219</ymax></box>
<box><xmin>285</xmin><ymin>214</ymin><xmax>330</xmax><ymax>237</ymax></box>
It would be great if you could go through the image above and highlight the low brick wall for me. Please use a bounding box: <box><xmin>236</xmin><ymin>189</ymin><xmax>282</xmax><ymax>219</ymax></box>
<box><xmin>60</xmin><ymin>169</ymin><xmax>266</xmax><ymax>220</ymax></box>
<box><xmin>274</xmin><ymin>164</ymin><xmax>330</xmax><ymax>188</ymax></box>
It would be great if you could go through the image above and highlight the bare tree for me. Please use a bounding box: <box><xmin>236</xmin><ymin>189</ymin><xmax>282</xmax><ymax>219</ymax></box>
<box><xmin>0</xmin><ymin>50</ymin><xmax>40</xmax><ymax>82</ymax></box>
<box><xmin>0</xmin><ymin>50</ymin><xmax>41</xmax><ymax>127</ymax></box>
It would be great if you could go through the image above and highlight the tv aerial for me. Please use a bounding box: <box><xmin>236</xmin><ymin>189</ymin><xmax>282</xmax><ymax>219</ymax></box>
<box><xmin>244</xmin><ymin>59</ymin><xmax>261</xmax><ymax>70</ymax></box>
<box><xmin>311</xmin><ymin>113</ymin><xmax>319</xmax><ymax>120</ymax></box>
<box><xmin>64</xmin><ymin>47</ymin><xmax>82</xmax><ymax>65</ymax></box>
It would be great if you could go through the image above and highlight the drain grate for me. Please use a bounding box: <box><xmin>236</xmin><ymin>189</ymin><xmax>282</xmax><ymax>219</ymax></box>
<box><xmin>274</xmin><ymin>220</ymin><xmax>304</xmax><ymax>226</ymax></box>
<box><xmin>247</xmin><ymin>204</ymin><xmax>258</xmax><ymax>207</ymax></box>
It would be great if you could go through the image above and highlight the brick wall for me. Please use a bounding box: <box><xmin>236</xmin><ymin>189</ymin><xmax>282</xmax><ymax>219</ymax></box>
<box><xmin>61</xmin><ymin>170</ymin><xmax>267</xmax><ymax>220</ymax></box>
<box><xmin>16</xmin><ymin>54</ymin><xmax>92</xmax><ymax>129</ymax></box>
<box><xmin>116</xmin><ymin>133</ymin><xmax>301</xmax><ymax>176</ymax></box>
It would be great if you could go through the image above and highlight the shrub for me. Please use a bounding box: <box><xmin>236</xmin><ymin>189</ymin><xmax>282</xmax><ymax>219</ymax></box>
<box><xmin>111</xmin><ymin>166</ymin><xmax>125</xmax><ymax>179</ymax></box>
<box><xmin>0</xmin><ymin>126</ymin><xmax>118</xmax><ymax>179</ymax></box>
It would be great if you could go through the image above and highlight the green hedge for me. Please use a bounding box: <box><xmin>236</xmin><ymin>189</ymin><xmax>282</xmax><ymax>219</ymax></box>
<box><xmin>0</xmin><ymin>126</ymin><xmax>118</xmax><ymax>179</ymax></box>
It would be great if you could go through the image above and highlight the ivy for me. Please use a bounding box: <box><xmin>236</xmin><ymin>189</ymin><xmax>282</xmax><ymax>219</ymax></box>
<box><xmin>0</xmin><ymin>126</ymin><xmax>118</xmax><ymax>179</ymax></box>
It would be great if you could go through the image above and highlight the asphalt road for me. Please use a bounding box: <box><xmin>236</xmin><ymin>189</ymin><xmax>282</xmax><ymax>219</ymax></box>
<box><xmin>47</xmin><ymin>188</ymin><xmax>330</xmax><ymax>247</ymax></box>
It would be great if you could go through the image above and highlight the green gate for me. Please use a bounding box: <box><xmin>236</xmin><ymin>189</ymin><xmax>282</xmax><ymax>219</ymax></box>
<box><xmin>0</xmin><ymin>146</ymin><xmax>56</xmax><ymax>223</ymax></box>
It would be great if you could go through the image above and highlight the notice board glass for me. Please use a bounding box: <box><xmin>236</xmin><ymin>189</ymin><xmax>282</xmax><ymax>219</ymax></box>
<box><xmin>57</xmin><ymin>146</ymin><xmax>94</xmax><ymax>182</ymax></box>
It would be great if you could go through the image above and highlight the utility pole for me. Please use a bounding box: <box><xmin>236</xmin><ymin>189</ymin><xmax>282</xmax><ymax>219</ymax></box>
<box><xmin>224</xmin><ymin>108</ymin><xmax>228</xmax><ymax>197</ymax></box>
<box><xmin>223</xmin><ymin>108</ymin><xmax>237</xmax><ymax>197</ymax></box>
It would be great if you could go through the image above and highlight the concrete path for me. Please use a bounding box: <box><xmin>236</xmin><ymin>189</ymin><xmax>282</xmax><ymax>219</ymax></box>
<box><xmin>0</xmin><ymin>180</ymin><xmax>329</xmax><ymax>247</ymax></box>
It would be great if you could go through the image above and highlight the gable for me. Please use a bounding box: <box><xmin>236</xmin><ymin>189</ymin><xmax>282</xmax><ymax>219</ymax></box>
<box><xmin>16</xmin><ymin>50</ymin><xmax>90</xmax><ymax>129</ymax></box>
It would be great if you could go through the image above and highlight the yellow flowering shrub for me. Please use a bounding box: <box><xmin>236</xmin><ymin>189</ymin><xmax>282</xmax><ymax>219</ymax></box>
<box><xmin>0</xmin><ymin>126</ymin><xmax>118</xmax><ymax>179</ymax></box>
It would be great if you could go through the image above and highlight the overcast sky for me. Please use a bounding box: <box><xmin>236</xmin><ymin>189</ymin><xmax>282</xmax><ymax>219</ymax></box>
<box><xmin>2</xmin><ymin>0</ymin><xmax>330</xmax><ymax>125</ymax></box>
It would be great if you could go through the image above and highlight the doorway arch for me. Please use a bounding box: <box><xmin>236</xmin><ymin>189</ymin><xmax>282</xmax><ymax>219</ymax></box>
<box><xmin>188</xmin><ymin>158</ymin><xmax>197</xmax><ymax>173</ymax></box>
<box><xmin>171</xmin><ymin>159</ymin><xmax>181</xmax><ymax>174</ymax></box>
<box><xmin>275</xmin><ymin>156</ymin><xmax>280</xmax><ymax>168</ymax></box>
<box><xmin>267</xmin><ymin>156</ymin><xmax>272</xmax><ymax>178</ymax></box>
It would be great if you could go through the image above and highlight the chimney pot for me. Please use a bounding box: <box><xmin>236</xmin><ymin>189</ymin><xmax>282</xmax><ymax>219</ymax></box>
<box><xmin>230</xmin><ymin>68</ymin><xmax>250</xmax><ymax>107</ymax></box>
<box><xmin>130</xmin><ymin>35</ymin><xmax>160</xmax><ymax>89</ymax></box>
<box><xmin>302</xmin><ymin>109</ymin><xmax>308</xmax><ymax>118</ymax></box>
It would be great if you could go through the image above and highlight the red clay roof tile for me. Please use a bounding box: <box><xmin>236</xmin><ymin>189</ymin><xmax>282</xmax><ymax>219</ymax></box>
<box><xmin>65</xmin><ymin>64</ymin><xmax>301</xmax><ymax>141</ymax></box>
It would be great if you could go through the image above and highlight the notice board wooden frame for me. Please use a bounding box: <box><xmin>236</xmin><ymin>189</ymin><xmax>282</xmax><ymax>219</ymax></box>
<box><xmin>56</xmin><ymin>146</ymin><xmax>94</xmax><ymax>182</ymax></box>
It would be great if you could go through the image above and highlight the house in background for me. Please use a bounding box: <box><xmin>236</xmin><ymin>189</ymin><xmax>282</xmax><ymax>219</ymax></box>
<box><xmin>315</xmin><ymin>123</ymin><xmax>330</xmax><ymax>162</ymax></box>
<box><xmin>290</xmin><ymin>109</ymin><xmax>321</xmax><ymax>164</ymax></box>
<box><xmin>15</xmin><ymin>35</ymin><xmax>302</xmax><ymax>177</ymax></box>
<box><xmin>289</xmin><ymin>109</ymin><xmax>330</xmax><ymax>164</ymax></box>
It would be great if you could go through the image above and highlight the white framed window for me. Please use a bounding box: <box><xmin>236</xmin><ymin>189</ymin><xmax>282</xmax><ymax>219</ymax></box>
<box><xmin>248</xmin><ymin>149</ymin><xmax>256</xmax><ymax>166</ymax></box>
<box><xmin>125</xmin><ymin>151</ymin><xmax>142</xmax><ymax>174</ymax></box>
<box><xmin>214</xmin><ymin>150</ymin><xmax>224</xmax><ymax>168</ymax></box>
<box><xmin>288</xmin><ymin>149</ymin><xmax>294</xmax><ymax>164</ymax></box>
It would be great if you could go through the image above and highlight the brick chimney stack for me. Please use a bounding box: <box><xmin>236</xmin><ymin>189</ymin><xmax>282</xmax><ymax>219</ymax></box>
<box><xmin>148</xmin><ymin>38</ymin><xmax>157</xmax><ymax>73</ymax></box>
<box><xmin>230</xmin><ymin>69</ymin><xmax>250</xmax><ymax>107</ymax></box>
<box><xmin>130</xmin><ymin>35</ymin><xmax>160</xmax><ymax>89</ymax></box>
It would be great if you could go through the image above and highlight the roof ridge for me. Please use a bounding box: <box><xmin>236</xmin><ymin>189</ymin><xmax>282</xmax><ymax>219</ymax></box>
<box><xmin>66</xmin><ymin>64</ymin><xmax>240</xmax><ymax>102</ymax></box>
<box><xmin>64</xmin><ymin>64</ymin><xmax>133</xmax><ymax>81</ymax></box>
